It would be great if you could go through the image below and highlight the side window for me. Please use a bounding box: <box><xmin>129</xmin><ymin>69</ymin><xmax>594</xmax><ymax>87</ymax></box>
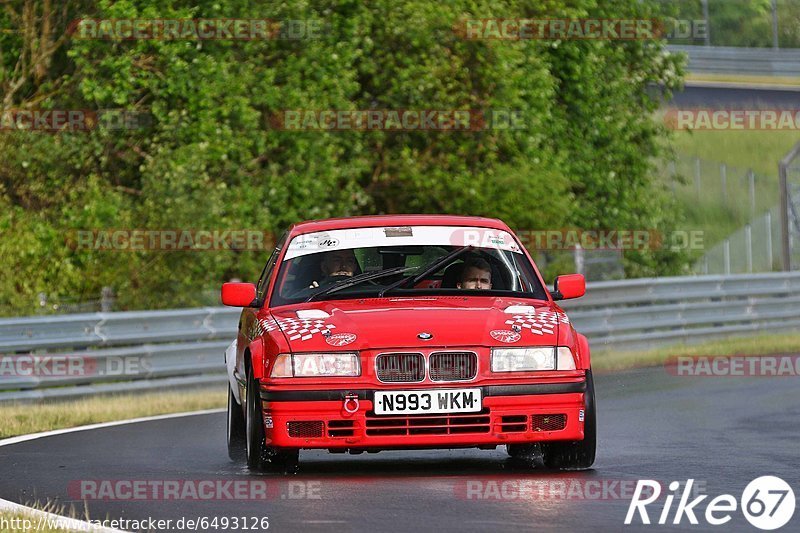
<box><xmin>256</xmin><ymin>231</ymin><xmax>287</xmax><ymax>300</ymax></box>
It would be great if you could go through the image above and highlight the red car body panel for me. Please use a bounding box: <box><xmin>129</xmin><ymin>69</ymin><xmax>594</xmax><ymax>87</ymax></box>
<box><xmin>228</xmin><ymin>215</ymin><xmax>591</xmax><ymax>452</ymax></box>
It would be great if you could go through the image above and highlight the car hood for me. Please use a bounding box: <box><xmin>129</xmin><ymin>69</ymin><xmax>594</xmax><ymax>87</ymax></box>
<box><xmin>261</xmin><ymin>296</ymin><xmax>569</xmax><ymax>351</ymax></box>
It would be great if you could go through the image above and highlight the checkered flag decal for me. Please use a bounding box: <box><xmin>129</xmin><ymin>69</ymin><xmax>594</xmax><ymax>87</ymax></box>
<box><xmin>257</xmin><ymin>318</ymin><xmax>279</xmax><ymax>336</ymax></box>
<box><xmin>504</xmin><ymin>311</ymin><xmax>569</xmax><ymax>336</ymax></box>
<box><xmin>276</xmin><ymin>317</ymin><xmax>336</xmax><ymax>341</ymax></box>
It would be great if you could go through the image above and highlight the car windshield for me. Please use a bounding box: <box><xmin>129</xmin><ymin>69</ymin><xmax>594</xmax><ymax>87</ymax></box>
<box><xmin>269</xmin><ymin>225</ymin><xmax>547</xmax><ymax>306</ymax></box>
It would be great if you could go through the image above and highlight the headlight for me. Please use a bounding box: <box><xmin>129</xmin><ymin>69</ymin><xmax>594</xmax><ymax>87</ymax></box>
<box><xmin>491</xmin><ymin>347</ymin><xmax>576</xmax><ymax>372</ymax></box>
<box><xmin>270</xmin><ymin>352</ymin><xmax>360</xmax><ymax>378</ymax></box>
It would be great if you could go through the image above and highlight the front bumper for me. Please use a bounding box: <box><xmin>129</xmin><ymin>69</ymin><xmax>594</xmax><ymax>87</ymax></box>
<box><xmin>259</xmin><ymin>381</ymin><xmax>587</xmax><ymax>449</ymax></box>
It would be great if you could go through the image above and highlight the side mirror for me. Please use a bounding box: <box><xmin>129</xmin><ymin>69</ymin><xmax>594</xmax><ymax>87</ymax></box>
<box><xmin>552</xmin><ymin>274</ymin><xmax>585</xmax><ymax>300</ymax></box>
<box><xmin>221</xmin><ymin>282</ymin><xmax>258</xmax><ymax>307</ymax></box>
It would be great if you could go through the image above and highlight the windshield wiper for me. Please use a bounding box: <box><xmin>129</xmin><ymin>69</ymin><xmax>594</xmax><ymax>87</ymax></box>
<box><xmin>378</xmin><ymin>245</ymin><xmax>474</xmax><ymax>297</ymax></box>
<box><xmin>305</xmin><ymin>266</ymin><xmax>416</xmax><ymax>302</ymax></box>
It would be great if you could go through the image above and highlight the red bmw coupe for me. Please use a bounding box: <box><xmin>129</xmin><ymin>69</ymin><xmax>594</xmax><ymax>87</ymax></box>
<box><xmin>222</xmin><ymin>215</ymin><xmax>595</xmax><ymax>471</ymax></box>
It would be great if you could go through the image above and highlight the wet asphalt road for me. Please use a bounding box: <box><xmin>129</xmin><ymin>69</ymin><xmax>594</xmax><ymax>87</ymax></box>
<box><xmin>1</xmin><ymin>367</ymin><xmax>798</xmax><ymax>533</ymax></box>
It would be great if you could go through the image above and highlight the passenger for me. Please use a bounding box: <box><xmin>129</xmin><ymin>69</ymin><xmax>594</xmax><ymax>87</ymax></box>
<box><xmin>457</xmin><ymin>257</ymin><xmax>492</xmax><ymax>290</ymax></box>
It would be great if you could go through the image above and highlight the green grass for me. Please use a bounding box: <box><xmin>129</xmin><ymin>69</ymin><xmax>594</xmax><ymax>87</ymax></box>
<box><xmin>660</xmin><ymin>120</ymin><xmax>800</xmax><ymax>258</ymax></box>
<box><xmin>0</xmin><ymin>497</ymin><xmax>106</xmax><ymax>533</ymax></box>
<box><xmin>670</xmin><ymin>129</ymin><xmax>799</xmax><ymax>178</ymax></box>
<box><xmin>665</xmin><ymin>156</ymin><xmax>777</xmax><ymax>248</ymax></box>
<box><xmin>0</xmin><ymin>388</ymin><xmax>225</xmax><ymax>439</ymax></box>
<box><xmin>593</xmin><ymin>332</ymin><xmax>800</xmax><ymax>372</ymax></box>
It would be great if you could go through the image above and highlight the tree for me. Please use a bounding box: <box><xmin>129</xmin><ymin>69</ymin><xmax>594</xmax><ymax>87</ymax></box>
<box><xmin>0</xmin><ymin>0</ymin><xmax>685</xmax><ymax>315</ymax></box>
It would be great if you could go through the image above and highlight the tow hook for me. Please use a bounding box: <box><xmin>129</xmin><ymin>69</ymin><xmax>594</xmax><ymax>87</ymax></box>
<box><xmin>343</xmin><ymin>393</ymin><xmax>360</xmax><ymax>414</ymax></box>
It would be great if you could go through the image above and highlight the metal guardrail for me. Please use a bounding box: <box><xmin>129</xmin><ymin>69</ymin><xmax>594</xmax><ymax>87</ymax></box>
<box><xmin>561</xmin><ymin>272</ymin><xmax>800</xmax><ymax>349</ymax></box>
<box><xmin>1</xmin><ymin>272</ymin><xmax>799</xmax><ymax>402</ymax></box>
<box><xmin>0</xmin><ymin>308</ymin><xmax>240</xmax><ymax>403</ymax></box>
<box><xmin>667</xmin><ymin>45</ymin><xmax>800</xmax><ymax>77</ymax></box>
<box><xmin>0</xmin><ymin>307</ymin><xmax>239</xmax><ymax>352</ymax></box>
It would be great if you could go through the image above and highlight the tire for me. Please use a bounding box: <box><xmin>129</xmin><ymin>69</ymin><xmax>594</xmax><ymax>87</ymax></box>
<box><xmin>245</xmin><ymin>366</ymin><xmax>267</xmax><ymax>470</ymax></box>
<box><xmin>506</xmin><ymin>443</ymin><xmax>544</xmax><ymax>466</ymax></box>
<box><xmin>542</xmin><ymin>369</ymin><xmax>597</xmax><ymax>470</ymax></box>
<box><xmin>227</xmin><ymin>385</ymin><xmax>246</xmax><ymax>461</ymax></box>
<box><xmin>244</xmin><ymin>366</ymin><xmax>300</xmax><ymax>473</ymax></box>
<box><xmin>264</xmin><ymin>447</ymin><xmax>300</xmax><ymax>474</ymax></box>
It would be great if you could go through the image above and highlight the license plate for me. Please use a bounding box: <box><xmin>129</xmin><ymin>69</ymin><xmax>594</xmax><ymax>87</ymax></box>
<box><xmin>373</xmin><ymin>388</ymin><xmax>482</xmax><ymax>415</ymax></box>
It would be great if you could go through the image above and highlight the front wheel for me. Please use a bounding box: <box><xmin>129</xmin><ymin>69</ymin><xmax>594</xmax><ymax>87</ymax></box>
<box><xmin>542</xmin><ymin>369</ymin><xmax>597</xmax><ymax>470</ymax></box>
<box><xmin>244</xmin><ymin>366</ymin><xmax>300</xmax><ymax>473</ymax></box>
<box><xmin>227</xmin><ymin>385</ymin><xmax>246</xmax><ymax>461</ymax></box>
<box><xmin>245</xmin><ymin>366</ymin><xmax>267</xmax><ymax>469</ymax></box>
<box><xmin>506</xmin><ymin>443</ymin><xmax>544</xmax><ymax>467</ymax></box>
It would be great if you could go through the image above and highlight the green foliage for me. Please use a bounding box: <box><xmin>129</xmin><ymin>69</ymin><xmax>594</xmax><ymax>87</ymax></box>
<box><xmin>656</xmin><ymin>0</ymin><xmax>800</xmax><ymax>48</ymax></box>
<box><xmin>0</xmin><ymin>0</ymin><xmax>685</xmax><ymax>315</ymax></box>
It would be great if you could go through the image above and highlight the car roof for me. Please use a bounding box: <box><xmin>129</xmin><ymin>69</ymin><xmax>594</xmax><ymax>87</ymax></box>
<box><xmin>287</xmin><ymin>214</ymin><xmax>511</xmax><ymax>236</ymax></box>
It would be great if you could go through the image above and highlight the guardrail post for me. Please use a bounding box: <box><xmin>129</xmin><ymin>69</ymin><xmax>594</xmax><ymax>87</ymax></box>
<box><xmin>720</xmin><ymin>163</ymin><xmax>727</xmax><ymax>206</ymax></box>
<box><xmin>574</xmin><ymin>244</ymin><xmax>585</xmax><ymax>276</ymax></box>
<box><xmin>771</xmin><ymin>0</ymin><xmax>779</xmax><ymax>49</ymax></box>
<box><xmin>694</xmin><ymin>157</ymin><xmax>701</xmax><ymax>200</ymax></box>
<box><xmin>724</xmin><ymin>240</ymin><xmax>731</xmax><ymax>275</ymax></box>
<box><xmin>701</xmin><ymin>0</ymin><xmax>711</xmax><ymax>46</ymax></box>
<box><xmin>779</xmin><ymin>142</ymin><xmax>800</xmax><ymax>271</ymax></box>
<box><xmin>766</xmin><ymin>211</ymin><xmax>773</xmax><ymax>270</ymax></box>
<box><xmin>745</xmin><ymin>225</ymin><xmax>753</xmax><ymax>273</ymax></box>
<box><xmin>101</xmin><ymin>287</ymin><xmax>114</xmax><ymax>313</ymax></box>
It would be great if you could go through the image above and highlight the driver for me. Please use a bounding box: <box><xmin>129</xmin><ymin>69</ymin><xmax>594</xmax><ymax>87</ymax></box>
<box><xmin>456</xmin><ymin>257</ymin><xmax>492</xmax><ymax>290</ymax></box>
<box><xmin>309</xmin><ymin>249</ymin><xmax>359</xmax><ymax>288</ymax></box>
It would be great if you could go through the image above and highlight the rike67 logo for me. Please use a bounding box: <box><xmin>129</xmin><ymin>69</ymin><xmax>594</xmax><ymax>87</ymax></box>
<box><xmin>625</xmin><ymin>476</ymin><xmax>795</xmax><ymax>530</ymax></box>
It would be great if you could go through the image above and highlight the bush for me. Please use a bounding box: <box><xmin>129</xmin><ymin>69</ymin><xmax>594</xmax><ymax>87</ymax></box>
<box><xmin>0</xmin><ymin>0</ymin><xmax>685</xmax><ymax>315</ymax></box>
